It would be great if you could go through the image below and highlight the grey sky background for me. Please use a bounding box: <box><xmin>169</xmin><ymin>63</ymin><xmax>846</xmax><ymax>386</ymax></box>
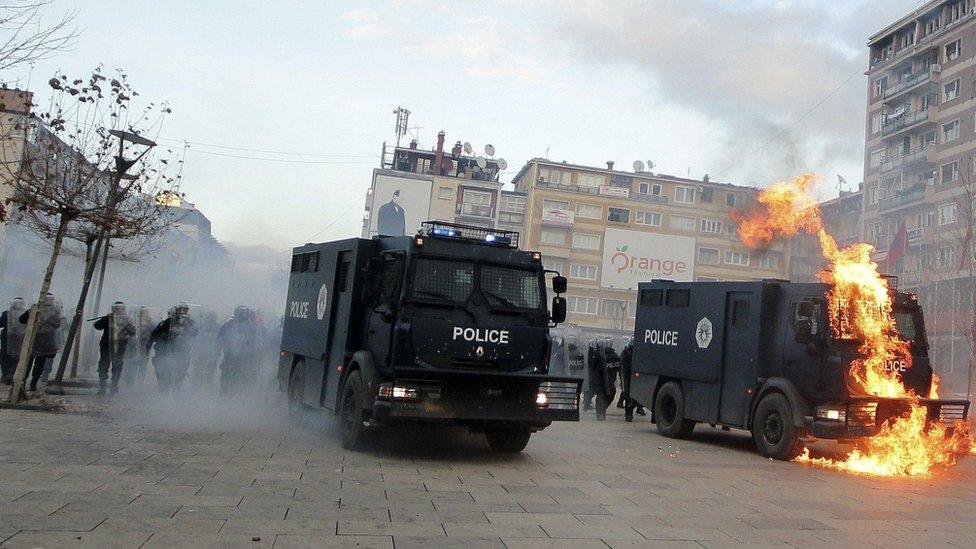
<box><xmin>9</xmin><ymin>0</ymin><xmax>921</xmax><ymax>250</ymax></box>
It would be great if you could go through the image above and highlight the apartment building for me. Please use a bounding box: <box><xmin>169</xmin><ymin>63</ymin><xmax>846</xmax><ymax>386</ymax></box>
<box><xmin>497</xmin><ymin>190</ymin><xmax>526</xmax><ymax>234</ymax></box>
<box><xmin>362</xmin><ymin>131</ymin><xmax>504</xmax><ymax>238</ymax></box>
<box><xmin>864</xmin><ymin>0</ymin><xmax>976</xmax><ymax>396</ymax></box>
<box><xmin>511</xmin><ymin>159</ymin><xmax>790</xmax><ymax>337</ymax></box>
<box><xmin>789</xmin><ymin>189</ymin><xmax>864</xmax><ymax>282</ymax></box>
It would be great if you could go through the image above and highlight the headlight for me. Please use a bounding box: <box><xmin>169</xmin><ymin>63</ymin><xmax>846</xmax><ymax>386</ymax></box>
<box><xmin>535</xmin><ymin>392</ymin><xmax>548</xmax><ymax>406</ymax></box>
<box><xmin>379</xmin><ymin>383</ymin><xmax>418</xmax><ymax>400</ymax></box>
<box><xmin>816</xmin><ymin>406</ymin><xmax>846</xmax><ymax>422</ymax></box>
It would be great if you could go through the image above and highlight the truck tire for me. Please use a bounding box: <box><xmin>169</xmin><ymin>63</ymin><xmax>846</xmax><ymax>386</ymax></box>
<box><xmin>339</xmin><ymin>370</ymin><xmax>368</xmax><ymax>450</ymax></box>
<box><xmin>287</xmin><ymin>362</ymin><xmax>305</xmax><ymax>423</ymax></box>
<box><xmin>486</xmin><ymin>426</ymin><xmax>532</xmax><ymax>453</ymax></box>
<box><xmin>752</xmin><ymin>393</ymin><xmax>803</xmax><ymax>460</ymax></box>
<box><xmin>654</xmin><ymin>381</ymin><xmax>695</xmax><ymax>438</ymax></box>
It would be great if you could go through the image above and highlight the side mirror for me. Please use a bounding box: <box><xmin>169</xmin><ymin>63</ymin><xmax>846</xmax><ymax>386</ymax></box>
<box><xmin>551</xmin><ymin>296</ymin><xmax>567</xmax><ymax>324</ymax></box>
<box><xmin>794</xmin><ymin>319</ymin><xmax>813</xmax><ymax>344</ymax></box>
<box><xmin>552</xmin><ymin>275</ymin><xmax>568</xmax><ymax>295</ymax></box>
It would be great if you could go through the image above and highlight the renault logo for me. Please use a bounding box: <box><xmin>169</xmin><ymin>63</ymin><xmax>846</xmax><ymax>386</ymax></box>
<box><xmin>475</xmin><ymin>346</ymin><xmax>485</xmax><ymax>358</ymax></box>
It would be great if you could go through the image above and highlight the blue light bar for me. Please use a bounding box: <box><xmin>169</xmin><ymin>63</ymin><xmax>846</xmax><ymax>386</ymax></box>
<box><xmin>432</xmin><ymin>228</ymin><xmax>459</xmax><ymax>238</ymax></box>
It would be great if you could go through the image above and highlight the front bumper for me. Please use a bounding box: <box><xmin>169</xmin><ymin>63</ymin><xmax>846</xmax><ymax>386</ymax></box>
<box><xmin>371</xmin><ymin>369</ymin><xmax>581</xmax><ymax>426</ymax></box>
<box><xmin>810</xmin><ymin>397</ymin><xmax>970</xmax><ymax>439</ymax></box>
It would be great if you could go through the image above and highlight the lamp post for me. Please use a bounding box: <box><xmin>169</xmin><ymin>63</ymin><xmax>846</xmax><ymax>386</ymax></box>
<box><xmin>46</xmin><ymin>130</ymin><xmax>155</xmax><ymax>394</ymax></box>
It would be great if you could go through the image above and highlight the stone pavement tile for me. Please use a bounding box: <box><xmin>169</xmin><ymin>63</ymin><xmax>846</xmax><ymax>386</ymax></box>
<box><xmin>605</xmin><ymin>541</ymin><xmax>702</xmax><ymax>549</ymax></box>
<box><xmin>431</xmin><ymin>500</ymin><xmax>520</xmax><ymax>513</ymax></box>
<box><xmin>576</xmin><ymin>515</ymin><xmax>667</xmax><ymax>531</ymax></box>
<box><xmin>174</xmin><ymin>504</ymin><xmax>289</xmax><ymax>520</ymax></box>
<box><xmin>53</xmin><ymin>503</ymin><xmax>180</xmax><ymax>520</ymax></box>
<box><xmin>142</xmin><ymin>532</ymin><xmax>276</xmax><ymax>548</ymax></box>
<box><xmin>131</xmin><ymin>493</ymin><xmax>243</xmax><ymax>507</ymax></box>
<box><xmin>95</xmin><ymin>516</ymin><xmax>226</xmax><ymax>535</ymax></box>
<box><xmin>272</xmin><ymin>534</ymin><xmax>393</xmax><ymax>548</ymax></box>
<box><xmin>0</xmin><ymin>511</ymin><xmax>107</xmax><ymax>532</ymax></box>
<box><xmin>338</xmin><ymin>519</ymin><xmax>445</xmax><ymax>537</ymax></box>
<box><xmin>633</xmin><ymin>525</ymin><xmax>734</xmax><ymax>542</ymax></box>
<box><xmin>502</xmin><ymin>538</ymin><xmax>609</xmax><ymax>549</ymax></box>
<box><xmin>219</xmin><ymin>518</ymin><xmax>338</xmax><ymax>535</ymax></box>
<box><xmin>739</xmin><ymin>518</ymin><xmax>834</xmax><ymax>531</ymax></box>
<box><xmin>715</xmin><ymin>525</ymin><xmax>824</xmax><ymax>544</ymax></box>
<box><xmin>286</xmin><ymin>506</ymin><xmax>390</xmax><ymax>522</ymax></box>
<box><xmin>485</xmin><ymin>512</ymin><xmax>581</xmax><ymax>530</ymax></box>
<box><xmin>811</xmin><ymin>518</ymin><xmax>910</xmax><ymax>534</ymax></box>
<box><xmin>443</xmin><ymin>522</ymin><xmax>548</xmax><ymax>538</ymax></box>
<box><xmin>389</xmin><ymin>509</ymin><xmax>488</xmax><ymax>524</ymax></box>
<box><xmin>522</xmin><ymin>503</ymin><xmax>609</xmax><ymax>515</ymax></box>
<box><xmin>1</xmin><ymin>529</ymin><xmax>152</xmax><ymax>548</ymax></box>
<box><xmin>468</xmin><ymin>489</ymin><xmax>555</xmax><ymax>505</ymax></box>
<box><xmin>394</xmin><ymin>536</ymin><xmax>503</xmax><ymax>549</ymax></box>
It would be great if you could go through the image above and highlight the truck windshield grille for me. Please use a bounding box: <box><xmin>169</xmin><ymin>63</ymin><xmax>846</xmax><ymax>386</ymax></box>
<box><xmin>412</xmin><ymin>258</ymin><xmax>473</xmax><ymax>303</ymax></box>
<box><xmin>482</xmin><ymin>265</ymin><xmax>541</xmax><ymax>310</ymax></box>
<box><xmin>893</xmin><ymin>311</ymin><xmax>917</xmax><ymax>342</ymax></box>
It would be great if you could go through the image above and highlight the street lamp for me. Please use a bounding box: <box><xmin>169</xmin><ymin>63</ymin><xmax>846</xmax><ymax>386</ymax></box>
<box><xmin>46</xmin><ymin>130</ymin><xmax>156</xmax><ymax>393</ymax></box>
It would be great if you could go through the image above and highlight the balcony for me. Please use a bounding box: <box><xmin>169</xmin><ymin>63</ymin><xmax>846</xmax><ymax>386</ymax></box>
<box><xmin>881</xmin><ymin>108</ymin><xmax>932</xmax><ymax>137</ymax></box>
<box><xmin>882</xmin><ymin>69</ymin><xmax>938</xmax><ymax>103</ymax></box>
<box><xmin>879</xmin><ymin>144</ymin><xmax>936</xmax><ymax>174</ymax></box>
<box><xmin>535</xmin><ymin>179</ymin><xmax>669</xmax><ymax>205</ymax></box>
<box><xmin>878</xmin><ymin>185</ymin><xmax>927</xmax><ymax>212</ymax></box>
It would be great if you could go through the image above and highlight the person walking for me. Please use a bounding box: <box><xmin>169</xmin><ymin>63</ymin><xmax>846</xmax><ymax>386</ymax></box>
<box><xmin>19</xmin><ymin>294</ymin><xmax>62</xmax><ymax>392</ymax></box>
<box><xmin>217</xmin><ymin>306</ymin><xmax>258</xmax><ymax>395</ymax></box>
<box><xmin>146</xmin><ymin>303</ymin><xmax>197</xmax><ymax>394</ymax></box>
<box><xmin>93</xmin><ymin>302</ymin><xmax>136</xmax><ymax>394</ymax></box>
<box><xmin>0</xmin><ymin>298</ymin><xmax>26</xmax><ymax>384</ymax></box>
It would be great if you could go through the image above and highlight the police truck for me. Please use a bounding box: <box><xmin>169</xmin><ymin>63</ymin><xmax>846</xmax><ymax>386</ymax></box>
<box><xmin>278</xmin><ymin>222</ymin><xmax>581</xmax><ymax>452</ymax></box>
<box><xmin>629</xmin><ymin>279</ymin><xmax>970</xmax><ymax>460</ymax></box>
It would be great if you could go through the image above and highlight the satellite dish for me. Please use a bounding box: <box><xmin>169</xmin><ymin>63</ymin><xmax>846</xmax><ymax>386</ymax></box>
<box><xmin>463</xmin><ymin>142</ymin><xmax>473</xmax><ymax>154</ymax></box>
<box><xmin>475</xmin><ymin>156</ymin><xmax>487</xmax><ymax>169</ymax></box>
<box><xmin>484</xmin><ymin>144</ymin><xmax>495</xmax><ymax>157</ymax></box>
<box><xmin>633</xmin><ymin>160</ymin><xmax>645</xmax><ymax>172</ymax></box>
<box><xmin>497</xmin><ymin>158</ymin><xmax>508</xmax><ymax>170</ymax></box>
<box><xmin>647</xmin><ymin>160</ymin><xmax>656</xmax><ymax>171</ymax></box>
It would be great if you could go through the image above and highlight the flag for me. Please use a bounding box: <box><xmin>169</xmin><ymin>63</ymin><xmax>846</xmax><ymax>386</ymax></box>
<box><xmin>886</xmin><ymin>220</ymin><xmax>908</xmax><ymax>274</ymax></box>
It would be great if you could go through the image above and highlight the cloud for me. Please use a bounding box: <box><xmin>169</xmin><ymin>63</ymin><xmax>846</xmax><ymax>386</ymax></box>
<box><xmin>547</xmin><ymin>0</ymin><xmax>917</xmax><ymax>184</ymax></box>
<box><xmin>343</xmin><ymin>8</ymin><xmax>388</xmax><ymax>39</ymax></box>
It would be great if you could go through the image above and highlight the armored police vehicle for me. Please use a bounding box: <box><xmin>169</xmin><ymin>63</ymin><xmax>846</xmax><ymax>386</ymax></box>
<box><xmin>279</xmin><ymin>222</ymin><xmax>580</xmax><ymax>452</ymax></box>
<box><xmin>629</xmin><ymin>279</ymin><xmax>970</xmax><ymax>460</ymax></box>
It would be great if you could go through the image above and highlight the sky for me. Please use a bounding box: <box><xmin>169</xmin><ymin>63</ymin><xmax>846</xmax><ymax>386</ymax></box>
<box><xmin>7</xmin><ymin>0</ymin><xmax>923</xmax><ymax>250</ymax></box>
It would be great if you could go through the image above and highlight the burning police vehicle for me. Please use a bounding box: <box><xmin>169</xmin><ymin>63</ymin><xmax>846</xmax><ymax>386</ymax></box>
<box><xmin>278</xmin><ymin>222</ymin><xmax>580</xmax><ymax>452</ymax></box>
<box><xmin>629</xmin><ymin>278</ymin><xmax>970</xmax><ymax>461</ymax></box>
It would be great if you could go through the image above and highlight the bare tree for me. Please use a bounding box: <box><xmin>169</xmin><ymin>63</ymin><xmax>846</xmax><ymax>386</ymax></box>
<box><xmin>0</xmin><ymin>1</ymin><xmax>79</xmax><ymax>73</ymax></box>
<box><xmin>0</xmin><ymin>67</ymin><xmax>178</xmax><ymax>402</ymax></box>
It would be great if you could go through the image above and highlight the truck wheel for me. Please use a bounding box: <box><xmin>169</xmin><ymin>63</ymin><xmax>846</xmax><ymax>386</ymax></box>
<box><xmin>287</xmin><ymin>362</ymin><xmax>305</xmax><ymax>423</ymax></box>
<box><xmin>752</xmin><ymin>393</ymin><xmax>803</xmax><ymax>460</ymax></box>
<box><xmin>339</xmin><ymin>370</ymin><xmax>368</xmax><ymax>450</ymax></box>
<box><xmin>654</xmin><ymin>381</ymin><xmax>695</xmax><ymax>438</ymax></box>
<box><xmin>486</xmin><ymin>426</ymin><xmax>532</xmax><ymax>453</ymax></box>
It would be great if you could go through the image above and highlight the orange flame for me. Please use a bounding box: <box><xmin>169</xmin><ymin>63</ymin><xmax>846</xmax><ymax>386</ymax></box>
<box><xmin>737</xmin><ymin>173</ymin><xmax>973</xmax><ymax>477</ymax></box>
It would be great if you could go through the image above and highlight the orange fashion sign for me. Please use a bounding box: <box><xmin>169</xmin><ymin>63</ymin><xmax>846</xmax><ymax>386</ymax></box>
<box><xmin>601</xmin><ymin>228</ymin><xmax>695</xmax><ymax>289</ymax></box>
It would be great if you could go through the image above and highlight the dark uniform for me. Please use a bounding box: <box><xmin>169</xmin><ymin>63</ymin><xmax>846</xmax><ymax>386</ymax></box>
<box><xmin>19</xmin><ymin>295</ymin><xmax>62</xmax><ymax>392</ymax></box>
<box><xmin>0</xmin><ymin>298</ymin><xmax>26</xmax><ymax>384</ymax></box>
<box><xmin>94</xmin><ymin>302</ymin><xmax>136</xmax><ymax>394</ymax></box>
<box><xmin>123</xmin><ymin>306</ymin><xmax>157</xmax><ymax>387</ymax></box>
<box><xmin>617</xmin><ymin>343</ymin><xmax>645</xmax><ymax>421</ymax></box>
<box><xmin>147</xmin><ymin>305</ymin><xmax>197</xmax><ymax>394</ymax></box>
<box><xmin>598</xmin><ymin>345</ymin><xmax>620</xmax><ymax>420</ymax></box>
<box><xmin>217</xmin><ymin>306</ymin><xmax>258</xmax><ymax>394</ymax></box>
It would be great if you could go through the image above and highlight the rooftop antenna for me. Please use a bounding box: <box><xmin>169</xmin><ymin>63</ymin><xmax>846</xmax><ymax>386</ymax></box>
<box><xmin>393</xmin><ymin>106</ymin><xmax>410</xmax><ymax>147</ymax></box>
<box><xmin>837</xmin><ymin>174</ymin><xmax>848</xmax><ymax>194</ymax></box>
<box><xmin>647</xmin><ymin>160</ymin><xmax>655</xmax><ymax>172</ymax></box>
<box><xmin>463</xmin><ymin>142</ymin><xmax>473</xmax><ymax>154</ymax></box>
<box><xmin>632</xmin><ymin>160</ymin><xmax>645</xmax><ymax>173</ymax></box>
<box><xmin>497</xmin><ymin>158</ymin><xmax>508</xmax><ymax>170</ymax></box>
<box><xmin>484</xmin><ymin>144</ymin><xmax>495</xmax><ymax>157</ymax></box>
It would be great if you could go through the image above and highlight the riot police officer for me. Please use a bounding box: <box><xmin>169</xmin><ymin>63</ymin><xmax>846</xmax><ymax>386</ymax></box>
<box><xmin>617</xmin><ymin>341</ymin><xmax>645</xmax><ymax>422</ymax></box>
<box><xmin>93</xmin><ymin>301</ymin><xmax>136</xmax><ymax>394</ymax></box>
<box><xmin>147</xmin><ymin>303</ymin><xmax>197</xmax><ymax>394</ymax></box>
<box><xmin>0</xmin><ymin>298</ymin><xmax>26</xmax><ymax>384</ymax></box>
<box><xmin>217</xmin><ymin>306</ymin><xmax>258</xmax><ymax>394</ymax></box>
<box><xmin>19</xmin><ymin>294</ymin><xmax>62</xmax><ymax>392</ymax></box>
<box><xmin>124</xmin><ymin>306</ymin><xmax>157</xmax><ymax>387</ymax></box>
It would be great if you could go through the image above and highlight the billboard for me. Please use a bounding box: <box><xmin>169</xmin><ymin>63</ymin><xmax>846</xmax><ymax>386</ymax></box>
<box><xmin>601</xmin><ymin>228</ymin><xmax>695</xmax><ymax>289</ymax></box>
<box><xmin>368</xmin><ymin>173</ymin><xmax>432</xmax><ymax>238</ymax></box>
<box><xmin>541</xmin><ymin>207</ymin><xmax>574</xmax><ymax>227</ymax></box>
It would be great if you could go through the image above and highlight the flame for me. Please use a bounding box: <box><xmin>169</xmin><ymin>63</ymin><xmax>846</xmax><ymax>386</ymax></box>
<box><xmin>737</xmin><ymin>173</ymin><xmax>973</xmax><ymax>477</ymax></box>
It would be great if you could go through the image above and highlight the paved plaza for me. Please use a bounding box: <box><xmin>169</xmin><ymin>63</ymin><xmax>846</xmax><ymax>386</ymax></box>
<box><xmin>0</xmin><ymin>391</ymin><xmax>971</xmax><ymax>548</ymax></box>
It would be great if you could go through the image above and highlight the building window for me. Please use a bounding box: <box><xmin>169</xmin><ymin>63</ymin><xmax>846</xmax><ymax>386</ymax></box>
<box><xmin>941</xmin><ymin>161</ymin><xmax>960</xmax><ymax>183</ymax></box>
<box><xmin>460</xmin><ymin>189</ymin><xmax>492</xmax><ymax>218</ymax></box>
<box><xmin>607</xmin><ymin>207</ymin><xmax>630</xmax><ymax>223</ymax></box>
<box><xmin>724</xmin><ymin>250</ymin><xmax>750</xmax><ymax>266</ymax></box>
<box><xmin>670</xmin><ymin>215</ymin><xmax>695</xmax><ymax>231</ymax></box>
<box><xmin>635</xmin><ymin>211</ymin><xmax>661</xmax><ymax>226</ymax></box>
<box><xmin>945</xmin><ymin>79</ymin><xmax>960</xmax><ymax>102</ymax></box>
<box><xmin>601</xmin><ymin>299</ymin><xmax>629</xmax><ymax>317</ymax></box>
<box><xmin>868</xmin><ymin>184</ymin><xmax>879</xmax><ymax>205</ymax></box>
<box><xmin>651</xmin><ymin>183</ymin><xmax>662</xmax><ymax>195</ymax></box>
<box><xmin>939</xmin><ymin>202</ymin><xmax>958</xmax><ymax>225</ymax></box>
<box><xmin>939</xmin><ymin>246</ymin><xmax>956</xmax><ymax>268</ymax></box>
<box><xmin>943</xmin><ymin>119</ymin><xmax>960</xmax><ymax>142</ymax></box>
<box><xmin>542</xmin><ymin>258</ymin><xmax>564</xmax><ymax>273</ymax></box>
<box><xmin>870</xmin><ymin>149</ymin><xmax>884</xmax><ymax>168</ymax></box>
<box><xmin>498</xmin><ymin>212</ymin><xmax>523</xmax><ymax>225</ymax></box>
<box><xmin>874</xmin><ymin>76</ymin><xmax>888</xmax><ymax>97</ymax></box>
<box><xmin>540</xmin><ymin>229</ymin><xmax>566</xmax><ymax>246</ymax></box>
<box><xmin>946</xmin><ymin>39</ymin><xmax>961</xmax><ymax>61</ymax></box>
<box><xmin>569</xmin><ymin>263</ymin><xmax>597</xmax><ymax>280</ymax></box>
<box><xmin>871</xmin><ymin>112</ymin><xmax>883</xmax><ymax>135</ymax></box>
<box><xmin>415</xmin><ymin>157</ymin><xmax>432</xmax><ymax>174</ymax></box>
<box><xmin>757</xmin><ymin>252</ymin><xmax>780</xmax><ymax>269</ymax></box>
<box><xmin>675</xmin><ymin>185</ymin><xmax>695</xmax><ymax>204</ymax></box>
<box><xmin>572</xmin><ymin>233</ymin><xmax>601</xmax><ymax>250</ymax></box>
<box><xmin>567</xmin><ymin>296</ymin><xmax>598</xmax><ymax>314</ymax></box>
<box><xmin>543</xmin><ymin>199</ymin><xmax>569</xmax><ymax>211</ymax></box>
<box><xmin>698</xmin><ymin>247</ymin><xmax>720</xmax><ymax>265</ymax></box>
<box><xmin>578</xmin><ymin>172</ymin><xmax>604</xmax><ymax>188</ymax></box>
<box><xmin>539</xmin><ymin>167</ymin><xmax>566</xmax><ymax>183</ymax></box>
<box><xmin>725</xmin><ymin>192</ymin><xmax>739</xmax><ymax>208</ymax></box>
<box><xmin>575</xmin><ymin>203</ymin><xmax>600</xmax><ymax>219</ymax></box>
<box><xmin>438</xmin><ymin>186</ymin><xmax>454</xmax><ymax>200</ymax></box>
<box><xmin>699</xmin><ymin>219</ymin><xmax>723</xmax><ymax>234</ymax></box>
<box><xmin>500</xmin><ymin>194</ymin><xmax>525</xmax><ymax>213</ymax></box>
